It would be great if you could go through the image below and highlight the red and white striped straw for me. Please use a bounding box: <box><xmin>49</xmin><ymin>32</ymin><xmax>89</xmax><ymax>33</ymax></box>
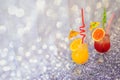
<box><xmin>106</xmin><ymin>13</ymin><xmax>115</xmax><ymax>34</ymax></box>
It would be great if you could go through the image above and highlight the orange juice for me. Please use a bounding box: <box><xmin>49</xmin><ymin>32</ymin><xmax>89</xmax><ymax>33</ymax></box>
<box><xmin>71</xmin><ymin>43</ymin><xmax>89</xmax><ymax>64</ymax></box>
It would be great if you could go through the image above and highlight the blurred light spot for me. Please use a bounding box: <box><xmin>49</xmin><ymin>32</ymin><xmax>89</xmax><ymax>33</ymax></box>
<box><xmin>31</xmin><ymin>45</ymin><xmax>36</xmax><ymax>50</ymax></box>
<box><xmin>96</xmin><ymin>2</ymin><xmax>102</xmax><ymax>9</ymax></box>
<box><xmin>75</xmin><ymin>18</ymin><xmax>81</xmax><ymax>23</ymax></box>
<box><xmin>17</xmin><ymin>28</ymin><xmax>25</xmax><ymax>37</ymax></box>
<box><xmin>56</xmin><ymin>63</ymin><xmax>61</xmax><ymax>67</ymax></box>
<box><xmin>26</xmin><ymin>76</ymin><xmax>30</xmax><ymax>80</ymax></box>
<box><xmin>56</xmin><ymin>21</ymin><xmax>62</xmax><ymax>28</ymax></box>
<box><xmin>36</xmin><ymin>37</ymin><xmax>42</xmax><ymax>43</ymax></box>
<box><xmin>24</xmin><ymin>26</ymin><xmax>31</xmax><ymax>32</ymax></box>
<box><xmin>116</xmin><ymin>0</ymin><xmax>120</xmax><ymax>2</ymax></box>
<box><xmin>98</xmin><ymin>57</ymin><xmax>104</xmax><ymax>63</ymax></box>
<box><xmin>49</xmin><ymin>45</ymin><xmax>55</xmax><ymax>51</ymax></box>
<box><xmin>25</xmin><ymin>51</ymin><xmax>31</xmax><ymax>57</ymax></box>
<box><xmin>10</xmin><ymin>72</ymin><xmax>16</xmax><ymax>77</ymax></box>
<box><xmin>51</xmin><ymin>60</ymin><xmax>55</xmax><ymax>64</ymax></box>
<box><xmin>56</xmin><ymin>32</ymin><xmax>62</xmax><ymax>39</ymax></box>
<box><xmin>9</xmin><ymin>42</ymin><xmax>14</xmax><ymax>48</ymax></box>
<box><xmin>3</xmin><ymin>48</ymin><xmax>8</xmax><ymax>52</ymax></box>
<box><xmin>2</xmin><ymin>48</ymin><xmax>8</xmax><ymax>58</ymax></box>
<box><xmin>59</xmin><ymin>52</ymin><xmax>63</xmax><ymax>56</ymax></box>
<box><xmin>114</xmin><ymin>7</ymin><xmax>118</xmax><ymax>11</ymax></box>
<box><xmin>16</xmin><ymin>8</ymin><xmax>25</xmax><ymax>18</ymax></box>
<box><xmin>3</xmin><ymin>66</ymin><xmax>11</xmax><ymax>71</ymax></box>
<box><xmin>18</xmin><ymin>47</ymin><xmax>24</xmax><ymax>52</ymax></box>
<box><xmin>42</xmin><ymin>66</ymin><xmax>47</xmax><ymax>73</ymax></box>
<box><xmin>42</xmin><ymin>44</ymin><xmax>47</xmax><ymax>49</ymax></box>
<box><xmin>17</xmin><ymin>23</ymin><xmax>31</xmax><ymax>36</ymax></box>
<box><xmin>59</xmin><ymin>43</ymin><xmax>67</xmax><ymax>49</ymax></box>
<box><xmin>86</xmin><ymin>6</ymin><xmax>91</xmax><ymax>13</ymax></box>
<box><xmin>54</xmin><ymin>0</ymin><xmax>61</xmax><ymax>6</ymax></box>
<box><xmin>94</xmin><ymin>11</ymin><xmax>98</xmax><ymax>16</ymax></box>
<box><xmin>31</xmin><ymin>68</ymin><xmax>36</xmax><ymax>72</ymax></box>
<box><xmin>54</xmin><ymin>52</ymin><xmax>58</xmax><ymax>56</ymax></box>
<box><xmin>18</xmin><ymin>27</ymin><xmax>30</xmax><ymax>36</ymax></box>
<box><xmin>107</xmin><ymin>11</ymin><xmax>111</xmax><ymax>16</ymax></box>
<box><xmin>9</xmin><ymin>55</ymin><xmax>14</xmax><ymax>61</ymax></box>
<box><xmin>103</xmin><ymin>0</ymin><xmax>109</xmax><ymax>8</ymax></box>
<box><xmin>0</xmin><ymin>60</ymin><xmax>6</xmax><ymax>66</ymax></box>
<box><xmin>16</xmin><ymin>56</ymin><xmax>22</xmax><ymax>61</ymax></box>
<box><xmin>46</xmin><ymin>9</ymin><xmax>53</xmax><ymax>16</ymax></box>
<box><xmin>118</xmin><ymin>18</ymin><xmax>120</xmax><ymax>22</ymax></box>
<box><xmin>8</xmin><ymin>6</ymin><xmax>17</xmax><ymax>15</ymax></box>
<box><xmin>38</xmin><ymin>49</ymin><xmax>42</xmax><ymax>54</ymax></box>
<box><xmin>36</xmin><ymin>0</ymin><xmax>45</xmax><ymax>13</ymax></box>
<box><xmin>0</xmin><ymin>25</ymin><xmax>6</xmax><ymax>33</ymax></box>
<box><xmin>46</xmin><ymin>9</ymin><xmax>57</xmax><ymax>19</ymax></box>
<box><xmin>71</xmin><ymin>5</ymin><xmax>78</xmax><ymax>12</ymax></box>
<box><xmin>29</xmin><ymin>58</ymin><xmax>37</xmax><ymax>63</ymax></box>
<box><xmin>64</xmin><ymin>37</ymin><xmax>69</xmax><ymax>43</ymax></box>
<box><xmin>16</xmin><ymin>71</ymin><xmax>21</xmax><ymax>77</ymax></box>
<box><xmin>8</xmin><ymin>6</ymin><xmax>25</xmax><ymax>17</ymax></box>
<box><xmin>59</xmin><ymin>7</ymin><xmax>68</xmax><ymax>18</ymax></box>
<box><xmin>66</xmin><ymin>63</ymin><xmax>70</xmax><ymax>70</ymax></box>
<box><xmin>21</xmin><ymin>62</ymin><xmax>28</xmax><ymax>68</ymax></box>
<box><xmin>45</xmin><ymin>55</ymin><xmax>49</xmax><ymax>59</ymax></box>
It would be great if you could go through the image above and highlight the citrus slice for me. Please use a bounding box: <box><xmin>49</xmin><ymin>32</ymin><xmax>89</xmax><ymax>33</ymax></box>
<box><xmin>89</xmin><ymin>22</ymin><xmax>100</xmax><ymax>31</ymax></box>
<box><xmin>68</xmin><ymin>30</ymin><xmax>79</xmax><ymax>39</ymax></box>
<box><xmin>92</xmin><ymin>28</ymin><xmax>105</xmax><ymax>41</ymax></box>
<box><xmin>70</xmin><ymin>38</ymin><xmax>82</xmax><ymax>51</ymax></box>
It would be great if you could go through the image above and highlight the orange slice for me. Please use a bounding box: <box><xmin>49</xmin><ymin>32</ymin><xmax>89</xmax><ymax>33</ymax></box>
<box><xmin>68</xmin><ymin>30</ymin><xmax>79</xmax><ymax>39</ymax></box>
<box><xmin>70</xmin><ymin>38</ymin><xmax>82</xmax><ymax>51</ymax></box>
<box><xmin>92</xmin><ymin>28</ymin><xmax>105</xmax><ymax>41</ymax></box>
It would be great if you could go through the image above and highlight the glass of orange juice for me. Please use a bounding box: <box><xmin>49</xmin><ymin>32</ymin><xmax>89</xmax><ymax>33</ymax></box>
<box><xmin>71</xmin><ymin>43</ymin><xmax>89</xmax><ymax>64</ymax></box>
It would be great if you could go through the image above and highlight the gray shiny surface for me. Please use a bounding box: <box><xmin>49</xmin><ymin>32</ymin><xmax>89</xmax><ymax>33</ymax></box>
<box><xmin>0</xmin><ymin>0</ymin><xmax>120</xmax><ymax>80</ymax></box>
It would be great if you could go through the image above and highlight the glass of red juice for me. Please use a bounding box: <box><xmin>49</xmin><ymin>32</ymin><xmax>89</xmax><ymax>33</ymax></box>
<box><xmin>94</xmin><ymin>34</ymin><xmax>110</xmax><ymax>53</ymax></box>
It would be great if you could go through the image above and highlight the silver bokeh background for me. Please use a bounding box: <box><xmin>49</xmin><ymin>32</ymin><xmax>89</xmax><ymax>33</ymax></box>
<box><xmin>0</xmin><ymin>0</ymin><xmax>120</xmax><ymax>80</ymax></box>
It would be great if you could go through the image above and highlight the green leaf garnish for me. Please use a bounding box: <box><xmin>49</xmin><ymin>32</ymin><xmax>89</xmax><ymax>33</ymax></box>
<box><xmin>102</xmin><ymin>8</ymin><xmax>107</xmax><ymax>29</ymax></box>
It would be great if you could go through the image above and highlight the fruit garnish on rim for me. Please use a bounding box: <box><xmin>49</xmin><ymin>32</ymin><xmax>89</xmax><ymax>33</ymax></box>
<box><xmin>68</xmin><ymin>30</ymin><xmax>79</xmax><ymax>39</ymax></box>
<box><xmin>92</xmin><ymin>28</ymin><xmax>105</xmax><ymax>41</ymax></box>
<box><xmin>89</xmin><ymin>22</ymin><xmax>100</xmax><ymax>31</ymax></box>
<box><xmin>70</xmin><ymin>38</ymin><xmax>82</xmax><ymax>51</ymax></box>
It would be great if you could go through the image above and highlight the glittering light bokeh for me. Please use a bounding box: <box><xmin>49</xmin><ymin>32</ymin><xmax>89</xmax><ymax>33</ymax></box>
<box><xmin>0</xmin><ymin>0</ymin><xmax>120</xmax><ymax>80</ymax></box>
